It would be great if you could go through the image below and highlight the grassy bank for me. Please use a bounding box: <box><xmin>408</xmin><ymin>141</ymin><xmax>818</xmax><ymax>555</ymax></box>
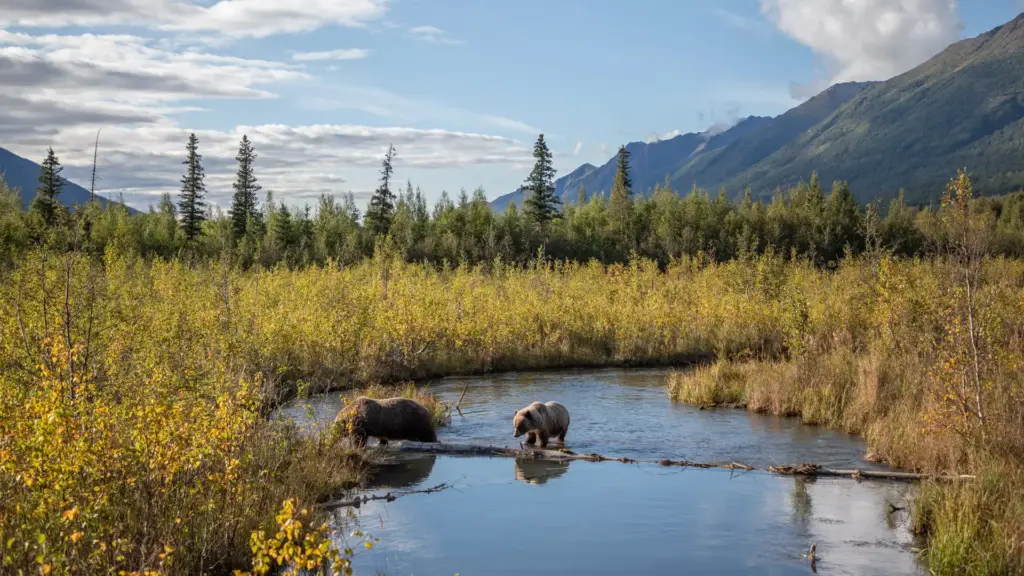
<box><xmin>667</xmin><ymin>254</ymin><xmax>1024</xmax><ymax>573</ymax></box>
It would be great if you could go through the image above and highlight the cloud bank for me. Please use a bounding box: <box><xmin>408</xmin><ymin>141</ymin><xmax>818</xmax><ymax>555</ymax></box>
<box><xmin>1</xmin><ymin>0</ymin><xmax>389</xmax><ymax>38</ymax></box>
<box><xmin>0</xmin><ymin>1</ymin><xmax>537</xmax><ymax>208</ymax></box>
<box><xmin>761</xmin><ymin>0</ymin><xmax>963</xmax><ymax>97</ymax></box>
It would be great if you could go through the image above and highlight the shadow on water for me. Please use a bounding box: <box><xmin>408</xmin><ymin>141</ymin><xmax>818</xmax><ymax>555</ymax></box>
<box><xmin>513</xmin><ymin>457</ymin><xmax>570</xmax><ymax>486</ymax></box>
<box><xmin>364</xmin><ymin>454</ymin><xmax>437</xmax><ymax>490</ymax></box>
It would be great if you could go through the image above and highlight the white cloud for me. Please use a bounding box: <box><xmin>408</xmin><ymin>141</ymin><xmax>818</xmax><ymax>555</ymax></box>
<box><xmin>0</xmin><ymin>29</ymin><xmax>533</xmax><ymax>208</ymax></box>
<box><xmin>0</xmin><ymin>31</ymin><xmax>305</xmax><ymax>103</ymax></box>
<box><xmin>0</xmin><ymin>30</ymin><xmax>307</xmax><ymax>154</ymax></box>
<box><xmin>41</xmin><ymin>124</ymin><xmax>532</xmax><ymax>208</ymax></box>
<box><xmin>292</xmin><ymin>48</ymin><xmax>370</xmax><ymax>61</ymax></box>
<box><xmin>409</xmin><ymin>25</ymin><xmax>464</xmax><ymax>45</ymax></box>
<box><xmin>162</xmin><ymin>0</ymin><xmax>388</xmax><ymax>39</ymax></box>
<box><xmin>0</xmin><ymin>0</ymin><xmax>192</xmax><ymax>28</ymax></box>
<box><xmin>646</xmin><ymin>129</ymin><xmax>682</xmax><ymax>143</ymax></box>
<box><xmin>573</xmin><ymin>140</ymin><xmax>582</xmax><ymax>156</ymax></box>
<box><xmin>761</xmin><ymin>0</ymin><xmax>962</xmax><ymax>97</ymax></box>
<box><xmin>0</xmin><ymin>0</ymin><xmax>389</xmax><ymax>39</ymax></box>
<box><xmin>0</xmin><ymin>3</ymin><xmax>542</xmax><ymax>209</ymax></box>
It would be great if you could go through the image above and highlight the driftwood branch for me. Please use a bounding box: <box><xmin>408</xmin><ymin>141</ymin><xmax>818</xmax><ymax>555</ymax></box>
<box><xmin>454</xmin><ymin>382</ymin><xmax>470</xmax><ymax>415</ymax></box>
<box><xmin>318</xmin><ymin>482</ymin><xmax>453</xmax><ymax>511</ymax></box>
<box><xmin>394</xmin><ymin>442</ymin><xmax>975</xmax><ymax>483</ymax></box>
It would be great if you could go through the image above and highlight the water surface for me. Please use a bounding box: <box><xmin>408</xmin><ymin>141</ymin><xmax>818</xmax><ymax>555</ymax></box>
<box><xmin>277</xmin><ymin>368</ymin><xmax>923</xmax><ymax>575</ymax></box>
<box><xmin>280</xmin><ymin>368</ymin><xmax>891</xmax><ymax>470</ymax></box>
<box><xmin>339</xmin><ymin>455</ymin><xmax>922</xmax><ymax>576</ymax></box>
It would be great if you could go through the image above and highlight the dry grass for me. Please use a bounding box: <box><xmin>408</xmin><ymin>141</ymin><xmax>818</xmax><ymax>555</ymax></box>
<box><xmin>667</xmin><ymin>361</ymin><xmax>749</xmax><ymax>407</ymax></box>
<box><xmin>913</xmin><ymin>462</ymin><xmax>1024</xmax><ymax>576</ymax></box>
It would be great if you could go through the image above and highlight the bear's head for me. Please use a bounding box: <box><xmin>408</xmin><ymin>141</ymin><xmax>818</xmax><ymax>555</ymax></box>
<box><xmin>512</xmin><ymin>409</ymin><xmax>533</xmax><ymax>438</ymax></box>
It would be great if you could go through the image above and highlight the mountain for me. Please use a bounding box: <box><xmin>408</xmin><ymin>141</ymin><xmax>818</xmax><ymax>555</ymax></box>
<box><xmin>490</xmin><ymin>115</ymin><xmax>774</xmax><ymax>211</ymax></box>
<box><xmin>723</xmin><ymin>12</ymin><xmax>1024</xmax><ymax>204</ymax></box>
<box><xmin>670</xmin><ymin>82</ymin><xmax>875</xmax><ymax>192</ymax></box>
<box><xmin>489</xmin><ymin>83</ymin><xmax>867</xmax><ymax>211</ymax></box>
<box><xmin>493</xmin><ymin>12</ymin><xmax>1024</xmax><ymax>210</ymax></box>
<box><xmin>0</xmin><ymin>146</ymin><xmax>137</xmax><ymax>214</ymax></box>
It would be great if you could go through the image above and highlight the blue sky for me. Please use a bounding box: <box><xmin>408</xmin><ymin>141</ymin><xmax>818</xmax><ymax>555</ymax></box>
<box><xmin>0</xmin><ymin>0</ymin><xmax>1021</xmax><ymax>211</ymax></box>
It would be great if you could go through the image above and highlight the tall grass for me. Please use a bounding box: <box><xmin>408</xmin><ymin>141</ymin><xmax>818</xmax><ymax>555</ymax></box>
<box><xmin>667</xmin><ymin>252</ymin><xmax>1024</xmax><ymax>573</ymax></box>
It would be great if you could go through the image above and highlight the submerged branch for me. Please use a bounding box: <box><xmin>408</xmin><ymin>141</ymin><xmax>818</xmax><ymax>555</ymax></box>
<box><xmin>394</xmin><ymin>442</ymin><xmax>975</xmax><ymax>483</ymax></box>
<box><xmin>318</xmin><ymin>482</ymin><xmax>453</xmax><ymax>510</ymax></box>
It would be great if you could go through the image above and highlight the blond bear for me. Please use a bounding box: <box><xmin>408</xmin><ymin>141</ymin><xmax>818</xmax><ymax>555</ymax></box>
<box><xmin>512</xmin><ymin>401</ymin><xmax>570</xmax><ymax>448</ymax></box>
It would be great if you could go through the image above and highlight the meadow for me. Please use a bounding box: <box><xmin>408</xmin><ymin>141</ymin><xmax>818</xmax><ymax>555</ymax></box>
<box><xmin>1</xmin><ymin>170</ymin><xmax>1022</xmax><ymax>575</ymax></box>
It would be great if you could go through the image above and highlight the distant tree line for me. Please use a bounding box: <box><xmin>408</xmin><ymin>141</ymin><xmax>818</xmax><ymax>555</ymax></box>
<box><xmin>3</xmin><ymin>133</ymin><xmax>1024</xmax><ymax>269</ymax></box>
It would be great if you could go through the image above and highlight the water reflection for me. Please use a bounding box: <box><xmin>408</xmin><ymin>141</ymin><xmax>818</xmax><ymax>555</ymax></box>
<box><xmin>345</xmin><ymin>456</ymin><xmax>924</xmax><ymax>576</ymax></box>
<box><xmin>791</xmin><ymin>476</ymin><xmax>815</xmax><ymax>532</ymax></box>
<box><xmin>513</xmin><ymin>457</ymin><xmax>570</xmax><ymax>485</ymax></box>
<box><xmin>365</xmin><ymin>455</ymin><xmax>436</xmax><ymax>490</ymax></box>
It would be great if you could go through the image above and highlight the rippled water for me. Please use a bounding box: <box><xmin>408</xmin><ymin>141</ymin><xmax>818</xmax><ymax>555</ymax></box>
<box><xmin>277</xmin><ymin>368</ymin><xmax>924</xmax><ymax>575</ymax></box>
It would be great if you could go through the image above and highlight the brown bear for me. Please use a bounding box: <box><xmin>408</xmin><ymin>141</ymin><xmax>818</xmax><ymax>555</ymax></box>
<box><xmin>334</xmin><ymin>396</ymin><xmax>438</xmax><ymax>448</ymax></box>
<box><xmin>512</xmin><ymin>401</ymin><xmax>570</xmax><ymax>448</ymax></box>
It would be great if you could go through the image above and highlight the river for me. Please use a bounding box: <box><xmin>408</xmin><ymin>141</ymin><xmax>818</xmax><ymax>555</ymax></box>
<box><xmin>276</xmin><ymin>368</ymin><xmax>925</xmax><ymax>576</ymax></box>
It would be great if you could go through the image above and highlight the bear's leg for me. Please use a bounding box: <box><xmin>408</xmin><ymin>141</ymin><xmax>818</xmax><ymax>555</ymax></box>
<box><xmin>537</xmin><ymin>431</ymin><xmax>549</xmax><ymax>448</ymax></box>
<box><xmin>558</xmin><ymin>429</ymin><xmax>567</xmax><ymax>443</ymax></box>
<box><xmin>526</xmin><ymin>431</ymin><xmax>537</xmax><ymax>445</ymax></box>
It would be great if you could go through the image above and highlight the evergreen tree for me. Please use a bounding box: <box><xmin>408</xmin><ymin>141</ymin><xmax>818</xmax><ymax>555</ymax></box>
<box><xmin>271</xmin><ymin>202</ymin><xmax>293</xmax><ymax>250</ymax></box>
<box><xmin>611</xmin><ymin>145</ymin><xmax>632</xmax><ymax>198</ymax></box>
<box><xmin>229</xmin><ymin>135</ymin><xmax>262</xmax><ymax>238</ymax></box>
<box><xmin>365</xmin><ymin>144</ymin><xmax>397</xmax><ymax>236</ymax></box>
<box><xmin>342</xmin><ymin>192</ymin><xmax>360</xmax><ymax>223</ymax></box>
<box><xmin>178</xmin><ymin>133</ymin><xmax>207</xmax><ymax>242</ymax></box>
<box><xmin>522</xmin><ymin>134</ymin><xmax>559</xmax><ymax>224</ymax></box>
<box><xmin>30</xmin><ymin>147</ymin><xmax>65</xmax><ymax>226</ymax></box>
<box><xmin>608</xmin><ymin>145</ymin><xmax>635</xmax><ymax>243</ymax></box>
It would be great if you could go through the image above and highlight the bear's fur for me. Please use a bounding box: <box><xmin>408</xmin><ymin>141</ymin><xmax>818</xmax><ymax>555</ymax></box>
<box><xmin>335</xmin><ymin>396</ymin><xmax>438</xmax><ymax>448</ymax></box>
<box><xmin>512</xmin><ymin>401</ymin><xmax>570</xmax><ymax>448</ymax></box>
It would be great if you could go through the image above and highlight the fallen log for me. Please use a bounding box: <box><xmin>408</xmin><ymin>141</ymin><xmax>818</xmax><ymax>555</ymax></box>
<box><xmin>393</xmin><ymin>442</ymin><xmax>974</xmax><ymax>483</ymax></box>
<box><xmin>318</xmin><ymin>482</ymin><xmax>453</xmax><ymax>510</ymax></box>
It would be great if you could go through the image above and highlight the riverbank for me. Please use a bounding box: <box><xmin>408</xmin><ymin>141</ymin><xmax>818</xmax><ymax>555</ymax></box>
<box><xmin>668</xmin><ymin>352</ymin><xmax>1023</xmax><ymax>572</ymax></box>
<box><xmin>2</xmin><ymin>246</ymin><xmax>1021</xmax><ymax>574</ymax></box>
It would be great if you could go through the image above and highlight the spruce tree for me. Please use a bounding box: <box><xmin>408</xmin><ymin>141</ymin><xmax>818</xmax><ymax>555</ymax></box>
<box><xmin>611</xmin><ymin>145</ymin><xmax>632</xmax><ymax>198</ymax></box>
<box><xmin>522</xmin><ymin>134</ymin><xmax>559</xmax><ymax>224</ymax></box>
<box><xmin>178</xmin><ymin>133</ymin><xmax>207</xmax><ymax>242</ymax></box>
<box><xmin>30</xmin><ymin>147</ymin><xmax>65</xmax><ymax>226</ymax></box>
<box><xmin>365</xmin><ymin>144</ymin><xmax>397</xmax><ymax>236</ymax></box>
<box><xmin>608</xmin><ymin>145</ymin><xmax>634</xmax><ymax>237</ymax></box>
<box><xmin>229</xmin><ymin>134</ymin><xmax>262</xmax><ymax>238</ymax></box>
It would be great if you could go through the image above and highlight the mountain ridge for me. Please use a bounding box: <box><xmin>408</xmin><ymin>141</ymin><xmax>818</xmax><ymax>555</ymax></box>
<box><xmin>493</xmin><ymin>11</ymin><xmax>1024</xmax><ymax>209</ymax></box>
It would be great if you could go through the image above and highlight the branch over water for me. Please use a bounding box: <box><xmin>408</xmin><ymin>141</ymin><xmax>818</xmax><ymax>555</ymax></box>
<box><xmin>392</xmin><ymin>442</ymin><xmax>975</xmax><ymax>483</ymax></box>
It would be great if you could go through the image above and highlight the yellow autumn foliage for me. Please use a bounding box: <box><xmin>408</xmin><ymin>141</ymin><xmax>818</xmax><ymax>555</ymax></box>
<box><xmin>1</xmin><ymin>233</ymin><xmax>1021</xmax><ymax>574</ymax></box>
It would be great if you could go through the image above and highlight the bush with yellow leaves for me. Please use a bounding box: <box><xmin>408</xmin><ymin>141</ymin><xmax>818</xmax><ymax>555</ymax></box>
<box><xmin>233</xmin><ymin>498</ymin><xmax>375</xmax><ymax>576</ymax></box>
